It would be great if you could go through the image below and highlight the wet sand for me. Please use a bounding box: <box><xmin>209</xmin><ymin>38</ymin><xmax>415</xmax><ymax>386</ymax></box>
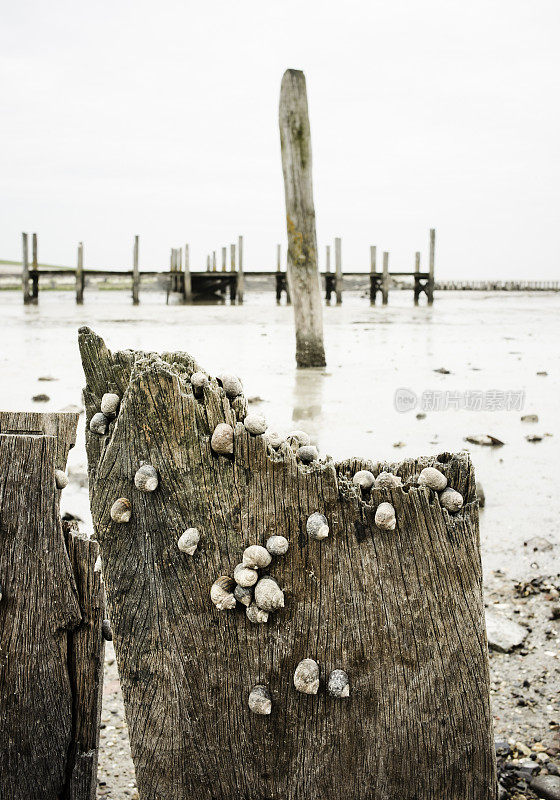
<box><xmin>1</xmin><ymin>289</ymin><xmax>558</xmax><ymax>797</ymax></box>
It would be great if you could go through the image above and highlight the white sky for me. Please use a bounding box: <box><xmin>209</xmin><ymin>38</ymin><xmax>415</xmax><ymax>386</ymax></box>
<box><xmin>1</xmin><ymin>0</ymin><xmax>559</xmax><ymax>277</ymax></box>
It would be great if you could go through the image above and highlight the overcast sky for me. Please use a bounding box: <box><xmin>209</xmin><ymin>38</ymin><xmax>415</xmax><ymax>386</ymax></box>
<box><xmin>1</xmin><ymin>0</ymin><xmax>559</xmax><ymax>277</ymax></box>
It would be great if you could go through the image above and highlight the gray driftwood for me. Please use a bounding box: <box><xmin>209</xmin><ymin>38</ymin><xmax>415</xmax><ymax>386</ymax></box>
<box><xmin>79</xmin><ymin>326</ymin><xmax>496</xmax><ymax>800</ymax></box>
<box><xmin>0</xmin><ymin>411</ymin><xmax>105</xmax><ymax>800</ymax></box>
<box><xmin>279</xmin><ymin>69</ymin><xmax>326</xmax><ymax>367</ymax></box>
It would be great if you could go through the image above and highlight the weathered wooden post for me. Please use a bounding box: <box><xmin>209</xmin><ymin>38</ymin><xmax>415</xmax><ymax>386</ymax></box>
<box><xmin>31</xmin><ymin>233</ymin><xmax>39</xmax><ymax>302</ymax></box>
<box><xmin>206</xmin><ymin>254</ymin><xmax>211</xmax><ymax>272</ymax></box>
<box><xmin>413</xmin><ymin>251</ymin><xmax>421</xmax><ymax>306</ymax></box>
<box><xmin>222</xmin><ymin>246</ymin><xmax>227</xmax><ymax>272</ymax></box>
<box><xmin>335</xmin><ymin>237</ymin><xmax>342</xmax><ymax>304</ymax></box>
<box><xmin>428</xmin><ymin>227</ymin><xmax>435</xmax><ymax>305</ymax></box>
<box><xmin>279</xmin><ymin>69</ymin><xmax>326</xmax><ymax>367</ymax></box>
<box><xmin>132</xmin><ymin>235</ymin><xmax>140</xmax><ymax>305</ymax></box>
<box><xmin>276</xmin><ymin>244</ymin><xmax>283</xmax><ymax>303</ymax></box>
<box><xmin>0</xmin><ymin>410</ymin><xmax>105</xmax><ymax>800</ymax></box>
<box><xmin>21</xmin><ymin>232</ymin><xmax>32</xmax><ymax>305</ymax></box>
<box><xmin>184</xmin><ymin>243</ymin><xmax>192</xmax><ymax>303</ymax></box>
<box><xmin>230</xmin><ymin>243</ymin><xmax>236</xmax><ymax>272</ymax></box>
<box><xmin>79</xmin><ymin>326</ymin><xmax>497</xmax><ymax>800</ymax></box>
<box><xmin>237</xmin><ymin>234</ymin><xmax>244</xmax><ymax>303</ymax></box>
<box><xmin>369</xmin><ymin>245</ymin><xmax>377</xmax><ymax>305</ymax></box>
<box><xmin>325</xmin><ymin>244</ymin><xmax>331</xmax><ymax>273</ymax></box>
<box><xmin>212</xmin><ymin>250</ymin><xmax>217</xmax><ymax>273</ymax></box>
<box><xmin>76</xmin><ymin>241</ymin><xmax>84</xmax><ymax>305</ymax></box>
<box><xmin>382</xmin><ymin>251</ymin><xmax>390</xmax><ymax>305</ymax></box>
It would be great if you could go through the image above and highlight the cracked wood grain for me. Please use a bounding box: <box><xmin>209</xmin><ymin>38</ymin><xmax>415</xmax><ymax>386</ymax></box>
<box><xmin>79</xmin><ymin>326</ymin><xmax>496</xmax><ymax>800</ymax></box>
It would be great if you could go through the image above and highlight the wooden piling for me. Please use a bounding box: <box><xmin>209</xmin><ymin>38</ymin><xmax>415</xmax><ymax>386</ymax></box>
<box><xmin>428</xmin><ymin>228</ymin><xmax>435</xmax><ymax>305</ymax></box>
<box><xmin>230</xmin><ymin>243</ymin><xmax>236</xmax><ymax>272</ymax></box>
<box><xmin>326</xmin><ymin>245</ymin><xmax>331</xmax><ymax>272</ymax></box>
<box><xmin>413</xmin><ymin>251</ymin><xmax>421</xmax><ymax>306</ymax></box>
<box><xmin>0</xmin><ymin>410</ymin><xmax>105</xmax><ymax>800</ymax></box>
<box><xmin>280</xmin><ymin>71</ymin><xmax>325</xmax><ymax>365</ymax></box>
<box><xmin>132</xmin><ymin>235</ymin><xmax>140</xmax><ymax>305</ymax></box>
<box><xmin>237</xmin><ymin>235</ymin><xmax>244</xmax><ymax>303</ymax></box>
<box><xmin>184</xmin><ymin>244</ymin><xmax>192</xmax><ymax>303</ymax></box>
<box><xmin>206</xmin><ymin>254</ymin><xmax>211</xmax><ymax>272</ymax></box>
<box><xmin>31</xmin><ymin>233</ymin><xmax>39</xmax><ymax>302</ymax></box>
<box><xmin>79</xmin><ymin>326</ymin><xmax>497</xmax><ymax>800</ymax></box>
<box><xmin>335</xmin><ymin>237</ymin><xmax>343</xmax><ymax>304</ymax></box>
<box><xmin>76</xmin><ymin>242</ymin><xmax>84</xmax><ymax>305</ymax></box>
<box><xmin>21</xmin><ymin>232</ymin><xmax>32</xmax><ymax>305</ymax></box>
<box><xmin>382</xmin><ymin>251</ymin><xmax>389</xmax><ymax>305</ymax></box>
<box><xmin>369</xmin><ymin>245</ymin><xmax>377</xmax><ymax>305</ymax></box>
<box><xmin>212</xmin><ymin>251</ymin><xmax>216</xmax><ymax>273</ymax></box>
<box><xmin>222</xmin><ymin>246</ymin><xmax>227</xmax><ymax>272</ymax></box>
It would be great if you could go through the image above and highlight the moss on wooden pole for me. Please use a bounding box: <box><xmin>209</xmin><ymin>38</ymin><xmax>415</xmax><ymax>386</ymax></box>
<box><xmin>279</xmin><ymin>69</ymin><xmax>326</xmax><ymax>367</ymax></box>
<box><xmin>79</xmin><ymin>326</ymin><xmax>496</xmax><ymax>800</ymax></box>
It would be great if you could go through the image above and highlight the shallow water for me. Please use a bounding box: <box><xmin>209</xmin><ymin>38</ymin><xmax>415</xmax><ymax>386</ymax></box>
<box><xmin>1</xmin><ymin>288</ymin><xmax>558</xmax><ymax>581</ymax></box>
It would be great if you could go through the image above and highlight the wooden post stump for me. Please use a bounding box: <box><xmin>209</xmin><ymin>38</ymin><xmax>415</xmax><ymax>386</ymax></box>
<box><xmin>79</xmin><ymin>326</ymin><xmax>496</xmax><ymax>800</ymax></box>
<box><xmin>0</xmin><ymin>410</ymin><xmax>105</xmax><ymax>800</ymax></box>
<box><xmin>279</xmin><ymin>69</ymin><xmax>326</xmax><ymax>367</ymax></box>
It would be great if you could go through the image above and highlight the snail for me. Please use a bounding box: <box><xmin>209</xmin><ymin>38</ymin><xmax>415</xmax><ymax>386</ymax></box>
<box><xmin>244</xmin><ymin>413</ymin><xmax>267</xmax><ymax>435</ymax></box>
<box><xmin>353</xmin><ymin>470</ymin><xmax>375</xmax><ymax>490</ymax></box>
<box><xmin>375</xmin><ymin>472</ymin><xmax>402</xmax><ymax>489</ymax></box>
<box><xmin>100</xmin><ymin>392</ymin><xmax>120</xmax><ymax>419</ymax></box>
<box><xmin>134</xmin><ymin>464</ymin><xmax>158</xmax><ymax>492</ymax></box>
<box><xmin>246</xmin><ymin>603</ymin><xmax>269</xmax><ymax>624</ymax></box>
<box><xmin>266</xmin><ymin>431</ymin><xmax>283</xmax><ymax>449</ymax></box>
<box><xmin>248</xmin><ymin>685</ymin><xmax>272</xmax><ymax>715</ymax></box>
<box><xmin>211</xmin><ymin>423</ymin><xmax>234</xmax><ymax>455</ymax></box>
<box><xmin>54</xmin><ymin>469</ymin><xmax>68</xmax><ymax>489</ymax></box>
<box><xmin>177</xmin><ymin>528</ymin><xmax>200</xmax><ymax>555</ymax></box>
<box><xmin>418</xmin><ymin>467</ymin><xmax>447</xmax><ymax>492</ymax></box>
<box><xmin>327</xmin><ymin>669</ymin><xmax>350</xmax><ymax>698</ymax></box>
<box><xmin>218</xmin><ymin>373</ymin><xmax>243</xmax><ymax>398</ymax></box>
<box><xmin>242</xmin><ymin>545</ymin><xmax>272</xmax><ymax>570</ymax></box>
<box><xmin>102</xmin><ymin>619</ymin><xmax>113</xmax><ymax>641</ymax></box>
<box><xmin>89</xmin><ymin>412</ymin><xmax>109</xmax><ymax>435</ymax></box>
<box><xmin>210</xmin><ymin>576</ymin><xmax>237</xmax><ymax>610</ymax></box>
<box><xmin>293</xmin><ymin>658</ymin><xmax>319</xmax><ymax>695</ymax></box>
<box><xmin>297</xmin><ymin>445</ymin><xmax>318</xmax><ymax>464</ymax></box>
<box><xmin>254</xmin><ymin>577</ymin><xmax>284</xmax><ymax>612</ymax></box>
<box><xmin>234</xmin><ymin>584</ymin><xmax>253</xmax><ymax>607</ymax></box>
<box><xmin>234</xmin><ymin>563</ymin><xmax>259</xmax><ymax>588</ymax></box>
<box><xmin>375</xmin><ymin>502</ymin><xmax>396</xmax><ymax>531</ymax></box>
<box><xmin>439</xmin><ymin>487</ymin><xmax>463</xmax><ymax>513</ymax></box>
<box><xmin>307</xmin><ymin>512</ymin><xmax>329</xmax><ymax>540</ymax></box>
<box><xmin>110</xmin><ymin>498</ymin><xmax>132</xmax><ymax>523</ymax></box>
<box><xmin>266</xmin><ymin>535</ymin><xmax>289</xmax><ymax>556</ymax></box>
<box><xmin>287</xmin><ymin>430</ymin><xmax>310</xmax><ymax>449</ymax></box>
<box><xmin>190</xmin><ymin>371</ymin><xmax>209</xmax><ymax>390</ymax></box>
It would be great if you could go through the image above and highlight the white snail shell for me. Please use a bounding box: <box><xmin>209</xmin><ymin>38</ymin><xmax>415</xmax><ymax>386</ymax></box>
<box><xmin>418</xmin><ymin>467</ymin><xmax>447</xmax><ymax>492</ymax></box>
<box><xmin>89</xmin><ymin>412</ymin><xmax>109</xmax><ymax>435</ymax></box>
<box><xmin>266</xmin><ymin>535</ymin><xmax>289</xmax><ymax>556</ymax></box>
<box><xmin>55</xmin><ymin>469</ymin><xmax>68</xmax><ymax>489</ymax></box>
<box><xmin>190</xmin><ymin>371</ymin><xmax>209</xmax><ymax>390</ymax></box>
<box><xmin>178</xmin><ymin>528</ymin><xmax>200</xmax><ymax>555</ymax></box>
<box><xmin>248</xmin><ymin>685</ymin><xmax>272</xmax><ymax>715</ymax></box>
<box><xmin>210</xmin><ymin>576</ymin><xmax>237</xmax><ymax>610</ymax></box>
<box><xmin>266</xmin><ymin>431</ymin><xmax>283</xmax><ymax>449</ymax></box>
<box><xmin>244</xmin><ymin>413</ymin><xmax>267</xmax><ymax>435</ymax></box>
<box><xmin>440</xmin><ymin>487</ymin><xmax>463</xmax><ymax>513</ymax></box>
<box><xmin>294</xmin><ymin>658</ymin><xmax>320</xmax><ymax>694</ymax></box>
<box><xmin>353</xmin><ymin>470</ymin><xmax>375</xmax><ymax>490</ymax></box>
<box><xmin>110</xmin><ymin>498</ymin><xmax>132</xmax><ymax>523</ymax></box>
<box><xmin>254</xmin><ymin>577</ymin><xmax>284</xmax><ymax>612</ymax></box>
<box><xmin>234</xmin><ymin>584</ymin><xmax>253</xmax><ymax>607</ymax></box>
<box><xmin>246</xmin><ymin>603</ymin><xmax>269</xmax><ymax>624</ymax></box>
<box><xmin>211</xmin><ymin>423</ymin><xmax>234</xmax><ymax>455</ymax></box>
<box><xmin>375</xmin><ymin>502</ymin><xmax>396</xmax><ymax>531</ymax></box>
<box><xmin>242</xmin><ymin>545</ymin><xmax>272</xmax><ymax>569</ymax></box>
<box><xmin>287</xmin><ymin>430</ymin><xmax>311</xmax><ymax>449</ymax></box>
<box><xmin>233</xmin><ymin>563</ymin><xmax>259</xmax><ymax>588</ymax></box>
<box><xmin>375</xmin><ymin>472</ymin><xmax>402</xmax><ymax>489</ymax></box>
<box><xmin>327</xmin><ymin>669</ymin><xmax>350</xmax><ymax>698</ymax></box>
<box><xmin>100</xmin><ymin>392</ymin><xmax>120</xmax><ymax>419</ymax></box>
<box><xmin>307</xmin><ymin>512</ymin><xmax>329</xmax><ymax>540</ymax></box>
<box><xmin>297</xmin><ymin>445</ymin><xmax>318</xmax><ymax>464</ymax></box>
<box><xmin>102</xmin><ymin>619</ymin><xmax>113</xmax><ymax>641</ymax></box>
<box><xmin>219</xmin><ymin>373</ymin><xmax>243</xmax><ymax>398</ymax></box>
<box><xmin>134</xmin><ymin>464</ymin><xmax>158</xmax><ymax>492</ymax></box>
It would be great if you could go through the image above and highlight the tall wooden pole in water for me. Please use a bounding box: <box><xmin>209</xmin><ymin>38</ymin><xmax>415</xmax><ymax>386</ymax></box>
<box><xmin>21</xmin><ymin>233</ymin><xmax>31</xmax><ymax>305</ymax></box>
<box><xmin>428</xmin><ymin>228</ymin><xmax>435</xmax><ymax>305</ymax></box>
<box><xmin>237</xmin><ymin>235</ymin><xmax>244</xmax><ymax>303</ymax></box>
<box><xmin>279</xmin><ymin>69</ymin><xmax>326</xmax><ymax>367</ymax></box>
<box><xmin>76</xmin><ymin>242</ymin><xmax>84</xmax><ymax>305</ymax></box>
<box><xmin>132</xmin><ymin>235</ymin><xmax>139</xmax><ymax>305</ymax></box>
